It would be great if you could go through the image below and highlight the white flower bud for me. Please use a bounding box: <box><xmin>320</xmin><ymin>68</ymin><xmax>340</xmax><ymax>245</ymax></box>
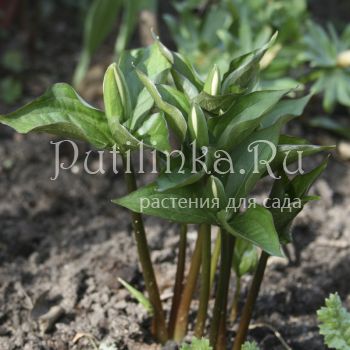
<box><xmin>204</xmin><ymin>65</ymin><xmax>221</xmax><ymax>96</ymax></box>
<box><xmin>188</xmin><ymin>103</ymin><xmax>209</xmax><ymax>148</ymax></box>
<box><xmin>337</xmin><ymin>50</ymin><xmax>350</xmax><ymax>68</ymax></box>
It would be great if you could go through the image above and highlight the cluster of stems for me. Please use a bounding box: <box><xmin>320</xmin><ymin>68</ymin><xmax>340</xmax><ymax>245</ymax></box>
<box><xmin>122</xmin><ymin>157</ymin><xmax>270</xmax><ymax>348</ymax></box>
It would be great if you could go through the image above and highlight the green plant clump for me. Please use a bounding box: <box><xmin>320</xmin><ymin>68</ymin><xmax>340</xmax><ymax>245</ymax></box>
<box><xmin>302</xmin><ymin>21</ymin><xmax>350</xmax><ymax>113</ymax></box>
<box><xmin>165</xmin><ymin>0</ymin><xmax>307</xmax><ymax>88</ymax></box>
<box><xmin>241</xmin><ymin>341</ymin><xmax>260</xmax><ymax>350</ymax></box>
<box><xmin>318</xmin><ymin>293</ymin><xmax>350</xmax><ymax>350</ymax></box>
<box><xmin>181</xmin><ymin>337</ymin><xmax>213</xmax><ymax>350</ymax></box>
<box><xmin>0</xmin><ymin>33</ymin><xmax>333</xmax><ymax>348</ymax></box>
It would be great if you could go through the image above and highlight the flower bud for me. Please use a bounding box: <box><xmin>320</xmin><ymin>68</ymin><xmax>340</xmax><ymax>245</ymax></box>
<box><xmin>204</xmin><ymin>64</ymin><xmax>221</xmax><ymax>96</ymax></box>
<box><xmin>153</xmin><ymin>31</ymin><xmax>174</xmax><ymax>64</ymax></box>
<box><xmin>337</xmin><ymin>50</ymin><xmax>350</xmax><ymax>68</ymax></box>
<box><xmin>207</xmin><ymin>175</ymin><xmax>227</xmax><ymax>209</ymax></box>
<box><xmin>103</xmin><ymin>63</ymin><xmax>132</xmax><ymax>123</ymax></box>
<box><xmin>260</xmin><ymin>44</ymin><xmax>282</xmax><ymax>69</ymax></box>
<box><xmin>188</xmin><ymin>103</ymin><xmax>209</xmax><ymax>148</ymax></box>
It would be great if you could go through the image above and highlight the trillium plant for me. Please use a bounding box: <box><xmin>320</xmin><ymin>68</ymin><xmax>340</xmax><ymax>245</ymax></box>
<box><xmin>0</xmin><ymin>33</ymin><xmax>333</xmax><ymax>349</ymax></box>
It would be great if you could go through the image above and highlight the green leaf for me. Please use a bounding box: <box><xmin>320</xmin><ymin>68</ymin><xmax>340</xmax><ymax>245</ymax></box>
<box><xmin>112</xmin><ymin>120</ymin><xmax>142</xmax><ymax>151</ymax></box>
<box><xmin>114</xmin><ymin>0</ymin><xmax>137</xmax><ymax>56</ymax></box>
<box><xmin>118</xmin><ymin>277</ymin><xmax>154</xmax><ymax>315</ymax></box>
<box><xmin>172</xmin><ymin>70</ymin><xmax>200</xmax><ymax>99</ymax></box>
<box><xmin>129</xmin><ymin>88</ymin><xmax>154</xmax><ymax>130</ymax></box>
<box><xmin>233</xmin><ymin>238</ymin><xmax>259</xmax><ymax>277</ymax></box>
<box><xmin>218</xmin><ymin>205</ymin><xmax>283</xmax><ymax>257</ymax></box>
<box><xmin>269</xmin><ymin>198</ymin><xmax>308</xmax><ymax>244</ymax></box>
<box><xmin>73</xmin><ymin>0</ymin><xmax>122</xmax><ymax>87</ymax></box>
<box><xmin>222</xmin><ymin>33</ymin><xmax>278</xmax><ymax>93</ymax></box>
<box><xmin>318</xmin><ymin>293</ymin><xmax>350</xmax><ymax>350</ymax></box>
<box><xmin>260</xmin><ymin>94</ymin><xmax>311</xmax><ymax>128</ymax></box>
<box><xmin>268</xmin><ymin>159</ymin><xmax>328</xmax><ymax>242</ymax></box>
<box><xmin>119</xmin><ymin>43</ymin><xmax>172</xmax><ymax>111</ymax></box>
<box><xmin>155</xmin><ymin>148</ymin><xmax>214</xmax><ymax>191</ymax></box>
<box><xmin>157</xmin><ymin>84</ymin><xmax>191</xmax><ymax>116</ymax></box>
<box><xmin>215</xmin><ymin>90</ymin><xmax>288</xmax><ymax>151</ymax></box>
<box><xmin>136</xmin><ymin>68</ymin><xmax>187</xmax><ymax>142</ymax></box>
<box><xmin>103</xmin><ymin>63</ymin><xmax>132</xmax><ymax>124</ymax></box>
<box><xmin>288</xmin><ymin>157</ymin><xmax>329</xmax><ymax>199</ymax></box>
<box><xmin>310</xmin><ymin>69</ymin><xmax>350</xmax><ymax>113</ymax></box>
<box><xmin>172</xmin><ymin>52</ymin><xmax>203</xmax><ymax>90</ymax></box>
<box><xmin>152</xmin><ymin>31</ymin><xmax>174</xmax><ymax>64</ymax></box>
<box><xmin>336</xmin><ymin>72</ymin><xmax>350</xmax><ymax>107</ymax></box>
<box><xmin>242</xmin><ymin>341</ymin><xmax>260</xmax><ymax>350</ymax></box>
<box><xmin>83</xmin><ymin>0</ymin><xmax>121</xmax><ymax>56</ymax></box>
<box><xmin>188</xmin><ymin>103</ymin><xmax>209</xmax><ymax>148</ymax></box>
<box><xmin>309</xmin><ymin>116</ymin><xmax>350</xmax><ymax>140</ymax></box>
<box><xmin>0</xmin><ymin>83</ymin><xmax>114</xmax><ymax>149</ymax></box>
<box><xmin>323</xmin><ymin>72</ymin><xmax>339</xmax><ymax>113</ymax></box>
<box><xmin>180</xmin><ymin>338</ymin><xmax>213</xmax><ymax>350</ymax></box>
<box><xmin>113</xmin><ymin>183</ymin><xmax>217</xmax><ymax>224</ymax></box>
<box><xmin>194</xmin><ymin>92</ymin><xmax>236</xmax><ymax>114</ymax></box>
<box><xmin>156</xmin><ymin>170</ymin><xmax>205</xmax><ymax>192</ymax></box>
<box><xmin>303</xmin><ymin>21</ymin><xmax>337</xmax><ymax>67</ymax></box>
<box><xmin>114</xmin><ymin>0</ymin><xmax>156</xmax><ymax>56</ymax></box>
<box><xmin>135</xmin><ymin>112</ymin><xmax>171</xmax><ymax>152</ymax></box>
<box><xmin>201</xmin><ymin>6</ymin><xmax>232</xmax><ymax>46</ymax></box>
<box><xmin>270</xmin><ymin>141</ymin><xmax>334</xmax><ymax>171</ymax></box>
<box><xmin>155</xmin><ymin>146</ymin><xmax>215</xmax><ymax>192</ymax></box>
<box><xmin>259</xmin><ymin>77</ymin><xmax>302</xmax><ymax>91</ymax></box>
<box><xmin>224</xmin><ymin>123</ymin><xmax>281</xmax><ymax>200</ymax></box>
<box><xmin>279</xmin><ymin>135</ymin><xmax>308</xmax><ymax>145</ymax></box>
<box><xmin>165</xmin><ymin>47</ymin><xmax>203</xmax><ymax>99</ymax></box>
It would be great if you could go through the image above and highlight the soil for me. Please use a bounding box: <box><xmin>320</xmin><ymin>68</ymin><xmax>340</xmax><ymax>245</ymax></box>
<box><xmin>1</xmin><ymin>3</ymin><xmax>350</xmax><ymax>350</ymax></box>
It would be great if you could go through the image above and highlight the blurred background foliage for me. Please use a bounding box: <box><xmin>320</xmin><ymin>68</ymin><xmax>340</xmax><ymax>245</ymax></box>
<box><xmin>1</xmin><ymin>0</ymin><xmax>350</xmax><ymax>139</ymax></box>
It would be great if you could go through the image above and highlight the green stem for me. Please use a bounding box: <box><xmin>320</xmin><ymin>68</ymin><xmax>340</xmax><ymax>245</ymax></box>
<box><xmin>194</xmin><ymin>224</ymin><xmax>211</xmax><ymax>337</ymax></box>
<box><xmin>173</xmin><ymin>231</ymin><xmax>203</xmax><ymax>342</ymax></box>
<box><xmin>229</xmin><ymin>277</ymin><xmax>241</xmax><ymax>322</ymax></box>
<box><xmin>216</xmin><ymin>311</ymin><xmax>228</xmax><ymax>350</ymax></box>
<box><xmin>73</xmin><ymin>50</ymin><xmax>90</xmax><ymax>89</ymax></box>
<box><xmin>210</xmin><ymin>228</ymin><xmax>221</xmax><ymax>291</ymax></box>
<box><xmin>232</xmin><ymin>251</ymin><xmax>269</xmax><ymax>350</ymax></box>
<box><xmin>122</xmin><ymin>155</ymin><xmax>168</xmax><ymax>343</ymax></box>
<box><xmin>168</xmin><ymin>224</ymin><xmax>187</xmax><ymax>338</ymax></box>
<box><xmin>216</xmin><ymin>234</ymin><xmax>235</xmax><ymax>349</ymax></box>
<box><xmin>210</xmin><ymin>231</ymin><xmax>235</xmax><ymax>349</ymax></box>
<box><xmin>114</xmin><ymin>0</ymin><xmax>134</xmax><ymax>56</ymax></box>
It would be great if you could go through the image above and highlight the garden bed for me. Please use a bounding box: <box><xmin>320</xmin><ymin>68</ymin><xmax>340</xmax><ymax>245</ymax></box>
<box><xmin>1</xmin><ymin>3</ymin><xmax>350</xmax><ymax>349</ymax></box>
<box><xmin>1</xmin><ymin>121</ymin><xmax>350</xmax><ymax>350</ymax></box>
